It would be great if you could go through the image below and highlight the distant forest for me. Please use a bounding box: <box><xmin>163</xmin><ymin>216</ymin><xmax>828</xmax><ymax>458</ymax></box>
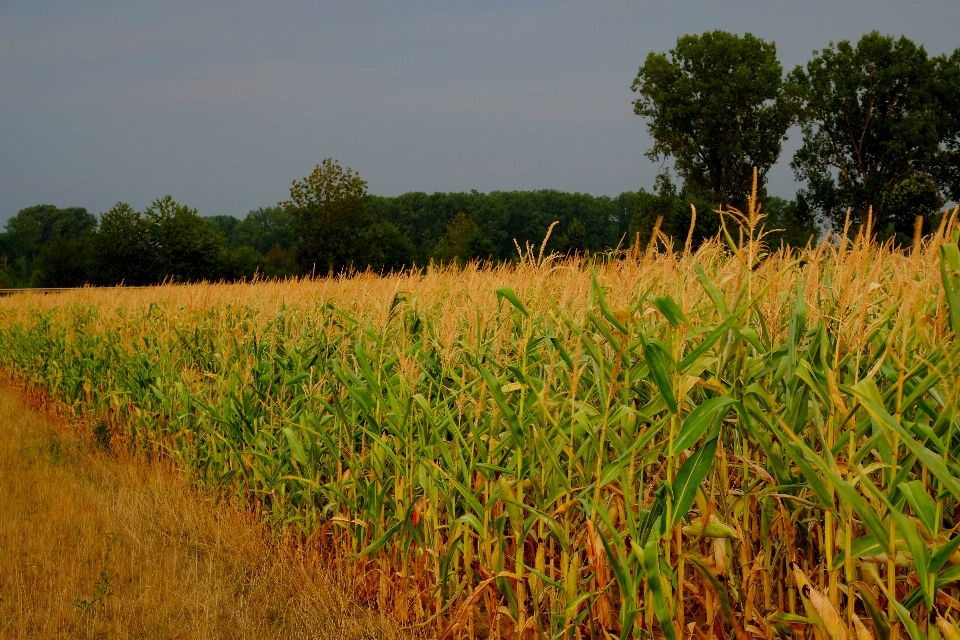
<box><xmin>0</xmin><ymin>189</ymin><xmax>820</xmax><ymax>289</ymax></box>
<box><xmin>2</xmin><ymin>29</ymin><xmax>957</xmax><ymax>288</ymax></box>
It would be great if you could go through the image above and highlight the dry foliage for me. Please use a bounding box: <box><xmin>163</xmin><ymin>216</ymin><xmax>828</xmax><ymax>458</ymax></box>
<box><xmin>0</xmin><ymin>384</ymin><xmax>402</xmax><ymax>639</ymax></box>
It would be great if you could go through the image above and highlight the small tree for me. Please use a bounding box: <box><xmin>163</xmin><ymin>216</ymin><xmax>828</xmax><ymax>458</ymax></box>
<box><xmin>556</xmin><ymin>218</ymin><xmax>588</xmax><ymax>256</ymax></box>
<box><xmin>283</xmin><ymin>159</ymin><xmax>369</xmax><ymax>277</ymax></box>
<box><xmin>34</xmin><ymin>238</ymin><xmax>90</xmax><ymax>287</ymax></box>
<box><xmin>144</xmin><ymin>196</ymin><xmax>225</xmax><ymax>283</ymax></box>
<box><xmin>628</xmin><ymin>174</ymin><xmax>720</xmax><ymax>251</ymax></box>
<box><xmin>358</xmin><ymin>222</ymin><xmax>416</xmax><ymax>274</ymax></box>
<box><xmin>432</xmin><ymin>212</ymin><xmax>495</xmax><ymax>265</ymax></box>
<box><xmin>1</xmin><ymin>204</ymin><xmax>97</xmax><ymax>285</ymax></box>
<box><xmin>265</xmin><ymin>243</ymin><xmax>299</xmax><ymax>278</ymax></box>
<box><xmin>87</xmin><ymin>202</ymin><xmax>155</xmax><ymax>286</ymax></box>
<box><xmin>765</xmin><ymin>195</ymin><xmax>819</xmax><ymax>249</ymax></box>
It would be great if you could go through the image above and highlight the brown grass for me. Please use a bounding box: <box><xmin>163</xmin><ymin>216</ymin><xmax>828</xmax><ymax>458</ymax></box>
<box><xmin>0</xmin><ymin>384</ymin><xmax>403</xmax><ymax>639</ymax></box>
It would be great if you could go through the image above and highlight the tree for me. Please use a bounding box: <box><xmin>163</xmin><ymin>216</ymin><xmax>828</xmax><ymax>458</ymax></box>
<box><xmin>5</xmin><ymin>204</ymin><xmax>96</xmax><ymax>248</ymax></box>
<box><xmin>628</xmin><ymin>174</ymin><xmax>721</xmax><ymax>251</ymax></box>
<box><xmin>936</xmin><ymin>49</ymin><xmax>960</xmax><ymax>200</ymax></box>
<box><xmin>631</xmin><ymin>31</ymin><xmax>796</xmax><ymax>209</ymax></box>
<box><xmin>143</xmin><ymin>196</ymin><xmax>225</xmax><ymax>282</ymax></box>
<box><xmin>432</xmin><ymin>213</ymin><xmax>495</xmax><ymax>265</ymax></box>
<box><xmin>218</xmin><ymin>245</ymin><xmax>266</xmax><ymax>281</ymax></box>
<box><xmin>789</xmin><ymin>32</ymin><xmax>959</xmax><ymax>232</ymax></box>
<box><xmin>265</xmin><ymin>244</ymin><xmax>299</xmax><ymax>278</ymax></box>
<box><xmin>362</xmin><ymin>222</ymin><xmax>417</xmax><ymax>273</ymax></box>
<box><xmin>765</xmin><ymin>195</ymin><xmax>819</xmax><ymax>249</ymax></box>
<box><xmin>232</xmin><ymin>207</ymin><xmax>295</xmax><ymax>254</ymax></box>
<box><xmin>556</xmin><ymin>218</ymin><xmax>588</xmax><ymax>256</ymax></box>
<box><xmin>34</xmin><ymin>237</ymin><xmax>89</xmax><ymax>287</ymax></box>
<box><xmin>87</xmin><ymin>202</ymin><xmax>155</xmax><ymax>286</ymax></box>
<box><xmin>880</xmin><ymin>174</ymin><xmax>945</xmax><ymax>244</ymax></box>
<box><xmin>283</xmin><ymin>159</ymin><xmax>369</xmax><ymax>277</ymax></box>
<box><xmin>204</xmin><ymin>215</ymin><xmax>239</xmax><ymax>240</ymax></box>
<box><xmin>0</xmin><ymin>204</ymin><xmax>97</xmax><ymax>287</ymax></box>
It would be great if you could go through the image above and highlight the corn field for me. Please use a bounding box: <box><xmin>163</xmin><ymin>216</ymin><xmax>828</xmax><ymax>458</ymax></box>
<box><xmin>2</xmin><ymin>202</ymin><xmax>960</xmax><ymax>640</ymax></box>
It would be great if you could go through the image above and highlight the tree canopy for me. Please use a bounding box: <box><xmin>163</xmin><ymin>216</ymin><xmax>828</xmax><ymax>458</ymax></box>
<box><xmin>87</xmin><ymin>202</ymin><xmax>153</xmax><ymax>286</ymax></box>
<box><xmin>789</xmin><ymin>31</ymin><xmax>960</xmax><ymax>234</ymax></box>
<box><xmin>283</xmin><ymin>159</ymin><xmax>370</xmax><ymax>277</ymax></box>
<box><xmin>631</xmin><ymin>30</ymin><xmax>797</xmax><ymax>210</ymax></box>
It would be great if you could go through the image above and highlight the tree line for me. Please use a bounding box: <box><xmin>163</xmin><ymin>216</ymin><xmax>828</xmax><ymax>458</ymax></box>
<box><xmin>2</xmin><ymin>30</ymin><xmax>957</xmax><ymax>288</ymax></box>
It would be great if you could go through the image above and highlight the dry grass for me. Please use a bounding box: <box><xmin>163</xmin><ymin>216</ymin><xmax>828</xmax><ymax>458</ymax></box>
<box><xmin>0</xmin><ymin>384</ymin><xmax>403</xmax><ymax>639</ymax></box>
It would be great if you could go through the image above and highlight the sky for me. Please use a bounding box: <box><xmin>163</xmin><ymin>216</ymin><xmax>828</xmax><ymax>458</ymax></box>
<box><xmin>2</xmin><ymin>1</ymin><xmax>959</xmax><ymax>224</ymax></box>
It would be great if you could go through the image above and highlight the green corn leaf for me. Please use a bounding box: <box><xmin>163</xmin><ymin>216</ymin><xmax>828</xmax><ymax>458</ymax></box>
<box><xmin>599</xmin><ymin>458</ymin><xmax>628</xmax><ymax>489</ymax></box>
<box><xmin>358</xmin><ymin>519</ymin><xmax>403</xmax><ymax>558</ymax></box>
<box><xmin>497</xmin><ymin>478</ymin><xmax>523</xmax><ymax>530</ymax></box>
<box><xmin>780</xmin><ymin>441</ymin><xmax>835</xmax><ymax>510</ymax></box>
<box><xmin>694</xmin><ymin>264</ymin><xmax>730</xmax><ymax>319</ymax></box>
<box><xmin>831</xmin><ymin>535</ymin><xmax>882</xmax><ymax>571</ymax></box>
<box><xmin>642</xmin><ymin>339</ymin><xmax>677</xmax><ymax>414</ymax></box>
<box><xmin>861</xmin><ymin>473</ymin><xmax>932</xmax><ymax>609</ymax></box>
<box><xmin>776</xmin><ymin>430</ymin><xmax>893</xmax><ymax>557</ymax></box>
<box><xmin>676</xmin><ymin>318</ymin><xmax>735</xmax><ymax>373</ymax></box>
<box><xmin>828</xmin><ymin>475</ymin><xmax>894</xmax><ymax>559</ymax></box>
<box><xmin>638</xmin><ymin>498</ymin><xmax>664</xmax><ymax>546</ymax></box>
<box><xmin>877</xmin><ymin>579</ymin><xmax>925</xmax><ymax>640</ymax></box>
<box><xmin>455</xmin><ymin>513</ymin><xmax>485</xmax><ymax>537</ymax></box>
<box><xmin>852</xmin><ymin>379</ymin><xmax>960</xmax><ymax>499</ymax></box>
<box><xmin>855</xmin><ymin>584</ymin><xmax>890</xmax><ymax>640</ymax></box>
<box><xmin>930</xmin><ymin>534</ymin><xmax>960</xmax><ymax>574</ymax></box>
<box><xmin>671</xmin><ymin>397</ymin><xmax>736</xmax><ymax>455</ymax></box>
<box><xmin>478</xmin><ymin>365</ymin><xmax>525</xmax><ymax>444</ymax></box>
<box><xmin>937</xmin><ymin>563</ymin><xmax>960</xmax><ymax>586</ymax></box>
<box><xmin>282</xmin><ymin>426</ymin><xmax>308</xmax><ymax>467</ymax></box>
<box><xmin>900</xmin><ymin>368</ymin><xmax>944</xmax><ymax>416</ymax></box>
<box><xmin>591</xmin><ymin>271</ymin><xmax>628</xmax><ymax>334</ymax></box>
<box><xmin>738</xmin><ymin>327</ymin><xmax>764</xmax><ymax>352</ymax></box>
<box><xmin>643</xmin><ymin>539</ymin><xmax>678</xmax><ymax>640</ymax></box>
<box><xmin>653</xmin><ymin>295</ymin><xmax>688</xmax><ymax>328</ymax></box>
<box><xmin>939</xmin><ymin>241</ymin><xmax>960</xmax><ymax>332</ymax></box>
<box><xmin>495</xmin><ymin>286</ymin><xmax>529</xmax><ymax>317</ymax></box>
<box><xmin>670</xmin><ymin>437</ymin><xmax>718</xmax><ymax>529</ymax></box>
<box><xmin>898</xmin><ymin>480</ymin><xmax>938</xmax><ymax>536</ymax></box>
<box><xmin>549</xmin><ymin>336</ymin><xmax>575</xmax><ymax>369</ymax></box>
<box><xmin>591</xmin><ymin>501</ymin><xmax>633</xmax><ymax>596</ymax></box>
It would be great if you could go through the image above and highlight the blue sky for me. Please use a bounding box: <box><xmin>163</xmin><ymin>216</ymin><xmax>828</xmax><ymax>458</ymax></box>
<box><xmin>2</xmin><ymin>0</ymin><xmax>958</xmax><ymax>223</ymax></box>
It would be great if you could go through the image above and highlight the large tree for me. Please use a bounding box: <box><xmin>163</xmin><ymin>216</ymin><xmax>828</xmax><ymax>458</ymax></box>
<box><xmin>283</xmin><ymin>159</ymin><xmax>370</xmax><ymax>277</ymax></box>
<box><xmin>631</xmin><ymin>30</ymin><xmax>797</xmax><ymax>209</ymax></box>
<box><xmin>938</xmin><ymin>49</ymin><xmax>960</xmax><ymax>201</ymax></box>
<box><xmin>789</xmin><ymin>32</ymin><xmax>959</xmax><ymax>233</ymax></box>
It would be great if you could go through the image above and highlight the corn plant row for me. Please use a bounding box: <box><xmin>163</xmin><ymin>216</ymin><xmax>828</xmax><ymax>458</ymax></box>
<box><xmin>1</xmin><ymin>214</ymin><xmax>959</xmax><ymax>640</ymax></box>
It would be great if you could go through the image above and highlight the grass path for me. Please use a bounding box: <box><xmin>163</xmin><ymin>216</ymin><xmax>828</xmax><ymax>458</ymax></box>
<box><xmin>0</xmin><ymin>384</ymin><xmax>401</xmax><ymax>639</ymax></box>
